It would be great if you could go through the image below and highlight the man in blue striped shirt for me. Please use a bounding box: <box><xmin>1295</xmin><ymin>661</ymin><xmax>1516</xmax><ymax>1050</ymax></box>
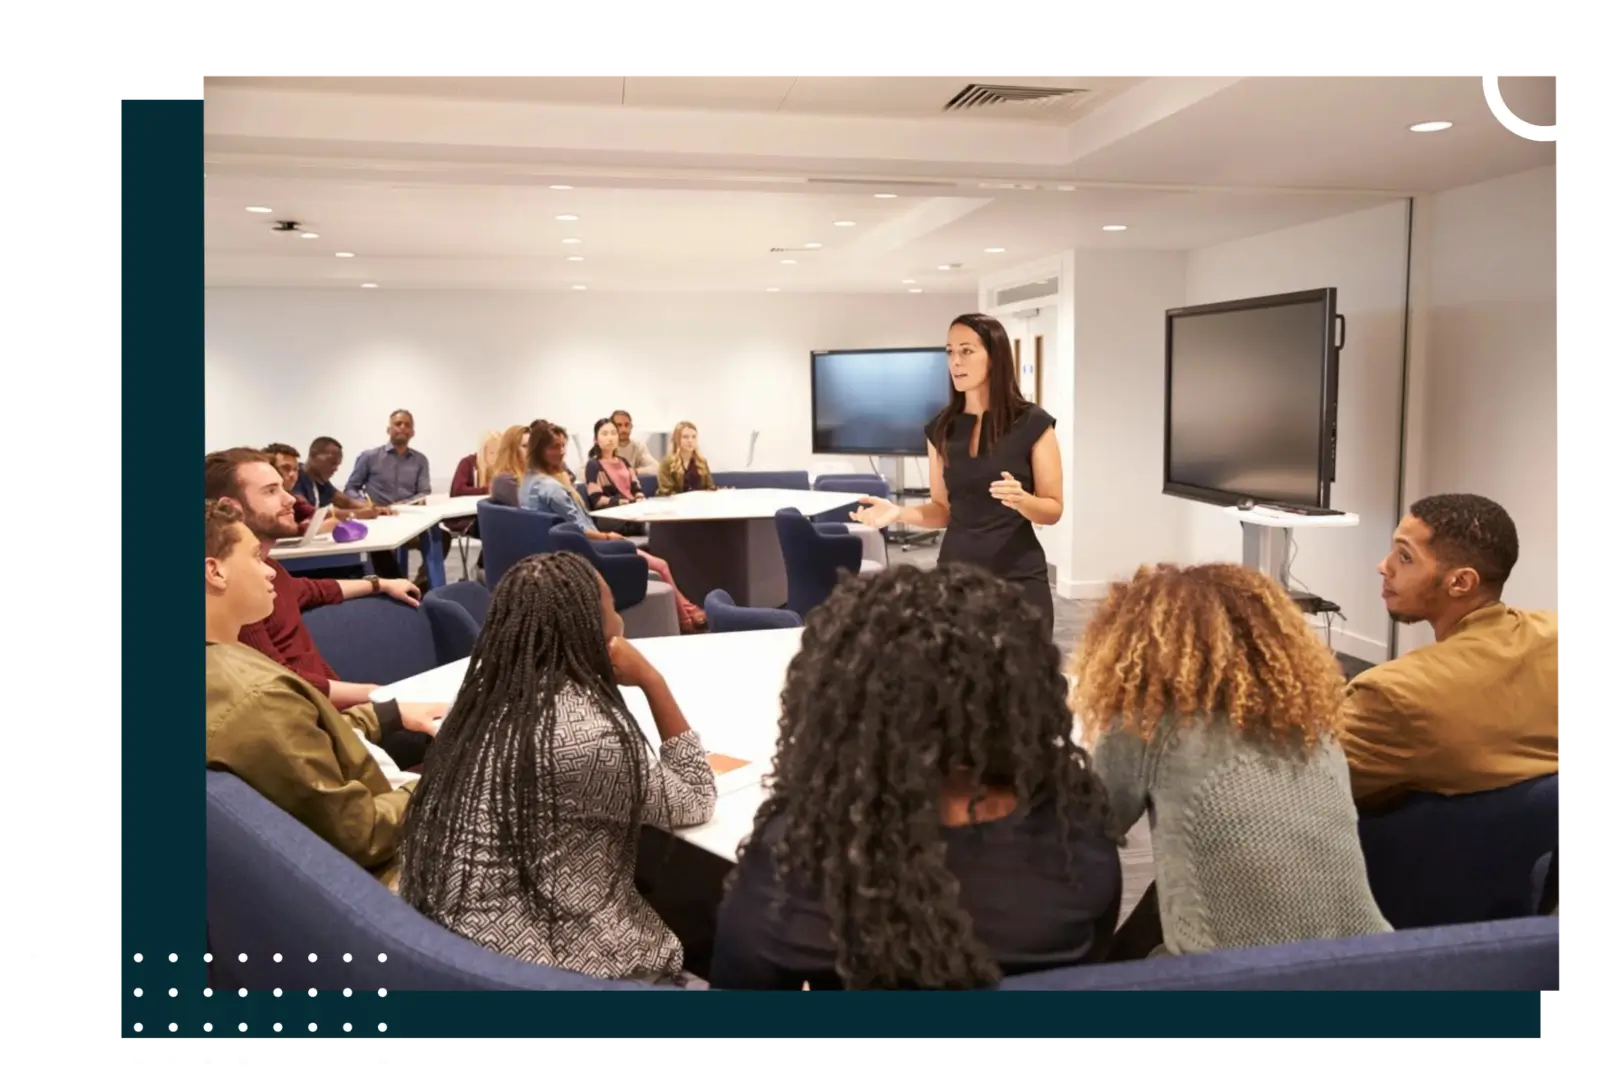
<box><xmin>345</xmin><ymin>409</ymin><xmax>436</xmax><ymax>584</ymax></box>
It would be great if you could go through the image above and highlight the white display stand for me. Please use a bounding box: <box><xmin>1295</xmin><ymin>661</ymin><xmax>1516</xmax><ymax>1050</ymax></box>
<box><xmin>1223</xmin><ymin>506</ymin><xmax>1360</xmax><ymax>586</ymax></box>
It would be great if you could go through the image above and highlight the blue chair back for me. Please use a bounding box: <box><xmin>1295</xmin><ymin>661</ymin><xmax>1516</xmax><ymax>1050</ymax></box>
<box><xmin>431</xmin><ymin>579</ymin><xmax>491</xmax><ymax>627</ymax></box>
<box><xmin>548</xmin><ymin>524</ymin><xmax>649</xmax><ymax>610</ymax></box>
<box><xmin>774</xmin><ymin>508</ymin><xmax>862</xmax><ymax>617</ymax></box>
<box><xmin>640</xmin><ymin>474</ymin><xmax>660</xmax><ymax>499</ymax></box>
<box><xmin>204</xmin><ymin>771</ymin><xmax>660</xmax><ymax>991</ymax></box>
<box><xmin>476</xmin><ymin>500</ymin><xmax>564</xmax><ymax>590</ymax></box>
<box><xmin>703</xmin><ymin>589</ymin><xmax>803</xmax><ymax>633</ymax></box>
<box><xmin>811</xmin><ymin>474</ymin><xmax>889</xmax><ymax>524</ymax></box>
<box><xmin>997</xmin><ymin>917</ymin><xmax>1558</xmax><ymax>990</ymax></box>
<box><xmin>1358</xmin><ymin>773</ymin><xmax>1559</xmax><ymax>929</ymax></box>
<box><xmin>302</xmin><ymin>596</ymin><xmax>440</xmax><ymax>686</ymax></box>
<box><xmin>422</xmin><ymin>590</ymin><xmax>482</xmax><ymax>663</ymax></box>
<box><xmin>712</xmin><ymin>470</ymin><xmax>810</xmax><ymax>490</ymax></box>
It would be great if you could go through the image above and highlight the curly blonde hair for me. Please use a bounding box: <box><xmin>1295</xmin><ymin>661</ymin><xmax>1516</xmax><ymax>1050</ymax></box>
<box><xmin>1067</xmin><ymin>563</ymin><xmax>1346</xmax><ymax>747</ymax></box>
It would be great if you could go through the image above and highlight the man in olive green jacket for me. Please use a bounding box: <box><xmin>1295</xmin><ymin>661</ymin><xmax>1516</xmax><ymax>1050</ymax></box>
<box><xmin>204</xmin><ymin>499</ymin><xmax>441</xmax><ymax>887</ymax></box>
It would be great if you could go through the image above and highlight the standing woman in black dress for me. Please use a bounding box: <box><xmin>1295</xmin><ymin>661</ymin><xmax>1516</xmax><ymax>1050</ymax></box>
<box><xmin>852</xmin><ymin>313</ymin><xmax>1063</xmax><ymax>636</ymax></box>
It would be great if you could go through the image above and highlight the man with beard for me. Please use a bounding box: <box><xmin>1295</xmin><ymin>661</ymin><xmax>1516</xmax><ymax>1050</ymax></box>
<box><xmin>1341</xmin><ymin>493</ymin><xmax>1557</xmax><ymax>809</ymax></box>
<box><xmin>204</xmin><ymin>448</ymin><xmax>445</xmax><ymax>765</ymax></box>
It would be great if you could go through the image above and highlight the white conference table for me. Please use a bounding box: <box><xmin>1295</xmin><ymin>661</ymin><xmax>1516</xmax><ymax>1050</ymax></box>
<box><xmin>372</xmin><ymin>627</ymin><xmax>803</xmax><ymax>862</ymax></box>
<box><xmin>591</xmin><ymin>488</ymin><xmax>873</xmax><ymax>608</ymax></box>
<box><xmin>268</xmin><ymin>496</ymin><xmax>485</xmax><ymax>588</ymax></box>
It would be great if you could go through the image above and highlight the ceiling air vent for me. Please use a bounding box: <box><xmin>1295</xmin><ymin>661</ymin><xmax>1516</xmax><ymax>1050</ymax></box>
<box><xmin>943</xmin><ymin>83</ymin><xmax>1089</xmax><ymax>114</ymax></box>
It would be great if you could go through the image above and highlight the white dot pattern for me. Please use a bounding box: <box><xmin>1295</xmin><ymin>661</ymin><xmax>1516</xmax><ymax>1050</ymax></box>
<box><xmin>343</xmin><ymin>953</ymin><xmax>353</xmax><ymax>963</ymax></box>
<box><xmin>133</xmin><ymin>1023</ymin><xmax>143</xmax><ymax>1032</ymax></box>
<box><xmin>343</xmin><ymin>1023</ymin><xmax>353</xmax><ymax>1032</ymax></box>
<box><xmin>378</xmin><ymin>952</ymin><xmax>388</xmax><ymax>962</ymax></box>
<box><xmin>274</xmin><ymin>1023</ymin><xmax>283</xmax><ymax>1032</ymax></box>
<box><xmin>133</xmin><ymin>953</ymin><xmax>143</xmax><ymax>963</ymax></box>
<box><xmin>309</xmin><ymin>953</ymin><xmax>318</xmax><ymax>962</ymax></box>
<box><xmin>203</xmin><ymin>1023</ymin><xmax>213</xmax><ymax>1033</ymax></box>
<box><xmin>238</xmin><ymin>988</ymin><xmax>247</xmax><ymax>997</ymax></box>
<box><xmin>239</xmin><ymin>1023</ymin><xmax>248</xmax><ymax>1033</ymax></box>
<box><xmin>378</xmin><ymin>988</ymin><xmax>388</xmax><ymax>998</ymax></box>
<box><xmin>379</xmin><ymin>1023</ymin><xmax>388</xmax><ymax>1033</ymax></box>
<box><xmin>168</xmin><ymin>988</ymin><xmax>177</xmax><ymax>998</ymax></box>
<box><xmin>168</xmin><ymin>953</ymin><xmax>178</xmax><ymax>962</ymax></box>
<box><xmin>309</xmin><ymin>988</ymin><xmax>318</xmax><ymax>998</ymax></box>
<box><xmin>203</xmin><ymin>952</ymin><xmax>213</xmax><ymax>963</ymax></box>
<box><xmin>274</xmin><ymin>988</ymin><xmax>283</xmax><ymax>997</ymax></box>
<box><xmin>273</xmin><ymin>952</ymin><xmax>282</xmax><ymax>963</ymax></box>
<box><xmin>309</xmin><ymin>1023</ymin><xmax>318</xmax><ymax>1033</ymax></box>
<box><xmin>238</xmin><ymin>953</ymin><xmax>247</xmax><ymax>962</ymax></box>
<box><xmin>168</xmin><ymin>1023</ymin><xmax>177</xmax><ymax>1032</ymax></box>
<box><xmin>343</xmin><ymin>988</ymin><xmax>352</xmax><ymax>997</ymax></box>
<box><xmin>133</xmin><ymin>988</ymin><xmax>143</xmax><ymax>997</ymax></box>
<box><xmin>203</xmin><ymin>988</ymin><xmax>212</xmax><ymax>998</ymax></box>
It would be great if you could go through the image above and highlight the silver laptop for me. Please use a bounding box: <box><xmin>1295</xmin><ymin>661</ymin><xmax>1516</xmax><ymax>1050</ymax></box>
<box><xmin>273</xmin><ymin>503</ymin><xmax>332</xmax><ymax>548</ymax></box>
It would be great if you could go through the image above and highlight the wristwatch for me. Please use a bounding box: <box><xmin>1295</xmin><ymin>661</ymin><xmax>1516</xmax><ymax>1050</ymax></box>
<box><xmin>365</xmin><ymin>574</ymin><xmax>381</xmax><ymax>595</ymax></box>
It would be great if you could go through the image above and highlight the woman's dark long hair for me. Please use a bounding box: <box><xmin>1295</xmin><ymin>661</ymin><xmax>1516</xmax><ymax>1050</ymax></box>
<box><xmin>928</xmin><ymin>313</ymin><xmax>1029</xmax><ymax>465</ymax></box>
<box><xmin>737</xmin><ymin>562</ymin><xmax>1113</xmax><ymax>989</ymax></box>
<box><xmin>587</xmin><ymin>417</ymin><xmax>615</xmax><ymax>461</ymax></box>
<box><xmin>397</xmin><ymin>552</ymin><xmax>651</xmax><ymax>953</ymax></box>
<box><xmin>525</xmin><ymin>418</ymin><xmax>562</xmax><ymax>475</ymax></box>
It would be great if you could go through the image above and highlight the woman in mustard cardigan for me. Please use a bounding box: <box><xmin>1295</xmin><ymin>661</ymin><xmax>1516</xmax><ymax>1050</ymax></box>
<box><xmin>656</xmin><ymin>421</ymin><xmax>717</xmax><ymax>496</ymax></box>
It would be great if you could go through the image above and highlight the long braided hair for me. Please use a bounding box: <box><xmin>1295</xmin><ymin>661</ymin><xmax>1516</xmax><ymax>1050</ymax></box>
<box><xmin>738</xmin><ymin>562</ymin><xmax>1114</xmax><ymax>989</ymax></box>
<box><xmin>397</xmin><ymin>552</ymin><xmax>650</xmax><ymax>949</ymax></box>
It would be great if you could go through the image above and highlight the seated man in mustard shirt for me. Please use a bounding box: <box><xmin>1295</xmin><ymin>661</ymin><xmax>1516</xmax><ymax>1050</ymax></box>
<box><xmin>1342</xmin><ymin>493</ymin><xmax>1557</xmax><ymax>810</ymax></box>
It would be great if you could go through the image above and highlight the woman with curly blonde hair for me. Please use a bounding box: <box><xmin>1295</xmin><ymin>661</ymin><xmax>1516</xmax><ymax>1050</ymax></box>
<box><xmin>1069</xmin><ymin>563</ymin><xmax>1388</xmax><ymax>958</ymax></box>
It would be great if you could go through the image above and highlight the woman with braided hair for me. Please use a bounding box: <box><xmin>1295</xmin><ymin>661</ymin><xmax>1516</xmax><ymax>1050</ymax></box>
<box><xmin>710</xmin><ymin>562</ymin><xmax>1120</xmax><ymax>990</ymax></box>
<box><xmin>1069</xmin><ymin>563</ymin><xmax>1389</xmax><ymax>958</ymax></box>
<box><xmin>396</xmin><ymin>551</ymin><xmax>717</xmax><ymax>983</ymax></box>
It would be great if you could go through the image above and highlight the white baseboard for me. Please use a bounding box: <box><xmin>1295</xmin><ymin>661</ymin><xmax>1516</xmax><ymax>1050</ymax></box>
<box><xmin>1057</xmin><ymin>579</ymin><xmax>1110</xmax><ymax>601</ymax></box>
<box><xmin>1308</xmin><ymin>622</ymin><xmax>1387</xmax><ymax>665</ymax></box>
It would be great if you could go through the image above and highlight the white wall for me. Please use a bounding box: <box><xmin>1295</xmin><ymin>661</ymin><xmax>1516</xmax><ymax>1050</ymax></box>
<box><xmin>1398</xmin><ymin>165</ymin><xmax>1557</xmax><ymax>652</ymax></box>
<box><xmin>1183</xmin><ymin>201</ymin><xmax>1412</xmax><ymax>663</ymax></box>
<box><xmin>1068</xmin><ymin>250</ymin><xmax>1189</xmax><ymax>595</ymax></box>
<box><xmin>205</xmin><ymin>289</ymin><xmax>974</xmax><ymax>483</ymax></box>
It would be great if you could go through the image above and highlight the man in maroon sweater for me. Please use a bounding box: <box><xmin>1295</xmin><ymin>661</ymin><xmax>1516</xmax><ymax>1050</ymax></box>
<box><xmin>204</xmin><ymin>448</ymin><xmax>447</xmax><ymax>735</ymax></box>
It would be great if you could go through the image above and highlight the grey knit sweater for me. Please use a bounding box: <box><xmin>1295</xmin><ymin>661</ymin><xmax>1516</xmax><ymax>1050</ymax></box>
<box><xmin>1091</xmin><ymin>715</ymin><xmax>1390</xmax><ymax>955</ymax></box>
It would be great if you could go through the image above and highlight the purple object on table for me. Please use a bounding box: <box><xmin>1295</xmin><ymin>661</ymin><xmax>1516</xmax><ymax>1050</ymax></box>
<box><xmin>332</xmin><ymin>520</ymin><xmax>369</xmax><ymax>543</ymax></box>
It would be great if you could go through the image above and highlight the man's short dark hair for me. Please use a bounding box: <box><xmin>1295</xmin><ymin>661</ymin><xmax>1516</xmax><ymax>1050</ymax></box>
<box><xmin>308</xmin><ymin>436</ymin><xmax>342</xmax><ymax>457</ymax></box>
<box><xmin>611</xmin><ymin>410</ymin><xmax>631</xmax><ymax>423</ymax></box>
<box><xmin>204</xmin><ymin>448</ymin><xmax>272</xmax><ymax>502</ymax></box>
<box><xmin>1410</xmin><ymin>493</ymin><xmax>1520</xmax><ymax>592</ymax></box>
<box><xmin>390</xmin><ymin>409</ymin><xmax>414</xmax><ymax>423</ymax></box>
<box><xmin>261</xmin><ymin>442</ymin><xmax>299</xmax><ymax>460</ymax></box>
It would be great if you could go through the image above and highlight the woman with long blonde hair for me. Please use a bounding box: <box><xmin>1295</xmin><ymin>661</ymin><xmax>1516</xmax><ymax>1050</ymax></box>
<box><xmin>488</xmin><ymin>425</ymin><xmax>530</xmax><ymax>507</ymax></box>
<box><xmin>656</xmin><ymin>421</ymin><xmax>716</xmax><ymax>497</ymax></box>
<box><xmin>1068</xmin><ymin>563</ymin><xmax>1388</xmax><ymax>958</ymax></box>
<box><xmin>451</xmin><ymin>430</ymin><xmax>505</xmax><ymax>496</ymax></box>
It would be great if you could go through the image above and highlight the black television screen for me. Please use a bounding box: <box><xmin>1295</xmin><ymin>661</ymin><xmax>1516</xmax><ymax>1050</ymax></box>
<box><xmin>811</xmin><ymin>347</ymin><xmax>952</xmax><ymax>455</ymax></box>
<box><xmin>1163</xmin><ymin>288</ymin><xmax>1341</xmax><ymax>509</ymax></box>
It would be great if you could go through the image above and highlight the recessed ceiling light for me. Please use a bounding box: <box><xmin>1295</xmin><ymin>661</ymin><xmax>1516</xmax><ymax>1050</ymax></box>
<box><xmin>901</xmin><ymin>279</ymin><xmax>916</xmax><ymax>284</ymax></box>
<box><xmin>555</xmin><ymin>214</ymin><xmax>579</xmax><ymax>222</ymax></box>
<box><xmin>335</xmin><ymin>252</ymin><xmax>355</xmax><ymax>258</ymax></box>
<box><xmin>300</xmin><ymin>232</ymin><xmax>319</xmax><ymax>239</ymax></box>
<box><xmin>984</xmin><ymin>247</ymin><xmax>1006</xmax><ymax>254</ymax></box>
<box><xmin>361</xmin><ymin>283</ymin><xmax>378</xmax><ymax>289</ymax></box>
<box><xmin>245</xmin><ymin>206</ymin><xmax>272</xmax><ymax>213</ymax></box>
<box><xmin>1056</xmin><ymin>185</ymin><xmax>1076</xmax><ymax>192</ymax></box>
<box><xmin>1408</xmin><ymin>120</ymin><xmax>1453</xmax><ymax>133</ymax></box>
<box><xmin>781</xmin><ymin>259</ymin><xmax>797</xmax><ymax>265</ymax></box>
<box><xmin>1102</xmin><ymin>224</ymin><xmax>1129</xmax><ymax>232</ymax></box>
<box><xmin>936</xmin><ymin>264</ymin><xmax>954</xmax><ymax>271</ymax></box>
<box><xmin>908</xmin><ymin>288</ymin><xmax>924</xmax><ymax>293</ymax></box>
<box><xmin>833</xmin><ymin>220</ymin><xmax>856</xmax><ymax>227</ymax></box>
<box><xmin>571</xmin><ymin>284</ymin><xmax>588</xmax><ymax>291</ymax></box>
<box><xmin>874</xmin><ymin>193</ymin><xmax>898</xmax><ymax>199</ymax></box>
<box><xmin>549</xmin><ymin>184</ymin><xmax>574</xmax><ymax>190</ymax></box>
<box><xmin>804</xmin><ymin>242</ymin><xmax>823</xmax><ymax>249</ymax></box>
<box><xmin>561</xmin><ymin>237</ymin><xmax>582</xmax><ymax>245</ymax></box>
<box><xmin>566</xmin><ymin>255</ymin><xmax>585</xmax><ymax>262</ymax></box>
<box><xmin>765</xmin><ymin>287</ymin><xmax>781</xmax><ymax>293</ymax></box>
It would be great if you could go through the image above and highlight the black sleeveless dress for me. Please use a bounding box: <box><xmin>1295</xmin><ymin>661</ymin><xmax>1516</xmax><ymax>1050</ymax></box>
<box><xmin>931</xmin><ymin>404</ymin><xmax>1056</xmax><ymax>638</ymax></box>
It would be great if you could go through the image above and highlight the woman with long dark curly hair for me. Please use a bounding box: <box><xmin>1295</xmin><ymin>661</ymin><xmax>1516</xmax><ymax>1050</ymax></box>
<box><xmin>396</xmin><ymin>551</ymin><xmax>717</xmax><ymax>983</ymax></box>
<box><xmin>1069</xmin><ymin>563</ymin><xmax>1390</xmax><ymax>958</ymax></box>
<box><xmin>710</xmin><ymin>562</ymin><xmax>1120</xmax><ymax>990</ymax></box>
